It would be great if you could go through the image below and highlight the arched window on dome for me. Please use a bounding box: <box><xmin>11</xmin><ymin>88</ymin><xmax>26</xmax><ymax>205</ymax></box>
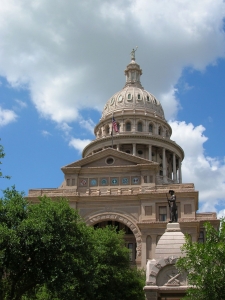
<box><xmin>137</xmin><ymin>121</ymin><xmax>143</xmax><ymax>132</ymax></box>
<box><xmin>166</xmin><ymin>130</ymin><xmax>169</xmax><ymax>137</ymax></box>
<box><xmin>98</xmin><ymin>128</ymin><xmax>102</xmax><ymax>138</ymax></box>
<box><xmin>105</xmin><ymin>125</ymin><xmax>110</xmax><ymax>135</ymax></box>
<box><xmin>158</xmin><ymin>126</ymin><xmax>162</xmax><ymax>136</ymax></box>
<box><xmin>126</xmin><ymin>121</ymin><xmax>131</xmax><ymax>131</ymax></box>
<box><xmin>137</xmin><ymin>94</ymin><xmax>141</xmax><ymax>100</ymax></box>
<box><xmin>149</xmin><ymin>123</ymin><xmax>153</xmax><ymax>133</ymax></box>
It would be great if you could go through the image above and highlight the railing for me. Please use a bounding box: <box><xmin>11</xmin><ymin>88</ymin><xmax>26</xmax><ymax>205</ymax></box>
<box><xmin>28</xmin><ymin>183</ymin><xmax>195</xmax><ymax>197</ymax></box>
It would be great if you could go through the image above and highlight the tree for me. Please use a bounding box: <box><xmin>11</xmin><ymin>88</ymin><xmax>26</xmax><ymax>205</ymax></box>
<box><xmin>0</xmin><ymin>187</ymin><xmax>145</xmax><ymax>300</ymax></box>
<box><xmin>0</xmin><ymin>142</ymin><xmax>10</xmax><ymax>179</ymax></box>
<box><xmin>84</xmin><ymin>226</ymin><xmax>145</xmax><ymax>300</ymax></box>
<box><xmin>176</xmin><ymin>220</ymin><xmax>225</xmax><ymax>300</ymax></box>
<box><xmin>0</xmin><ymin>187</ymin><xmax>93</xmax><ymax>300</ymax></box>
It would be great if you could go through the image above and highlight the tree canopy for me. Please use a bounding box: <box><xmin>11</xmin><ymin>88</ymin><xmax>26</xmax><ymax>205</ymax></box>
<box><xmin>176</xmin><ymin>220</ymin><xmax>224</xmax><ymax>300</ymax></box>
<box><xmin>0</xmin><ymin>142</ymin><xmax>10</xmax><ymax>179</ymax></box>
<box><xmin>0</xmin><ymin>187</ymin><xmax>145</xmax><ymax>300</ymax></box>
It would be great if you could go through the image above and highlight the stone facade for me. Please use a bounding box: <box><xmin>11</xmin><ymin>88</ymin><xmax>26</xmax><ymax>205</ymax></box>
<box><xmin>27</xmin><ymin>55</ymin><xmax>219</xmax><ymax>272</ymax></box>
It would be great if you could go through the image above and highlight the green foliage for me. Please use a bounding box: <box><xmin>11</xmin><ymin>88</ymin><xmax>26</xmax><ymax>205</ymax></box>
<box><xmin>176</xmin><ymin>220</ymin><xmax>225</xmax><ymax>300</ymax></box>
<box><xmin>0</xmin><ymin>143</ymin><xmax>10</xmax><ymax>179</ymax></box>
<box><xmin>0</xmin><ymin>187</ymin><xmax>92</xmax><ymax>300</ymax></box>
<box><xmin>0</xmin><ymin>187</ymin><xmax>145</xmax><ymax>300</ymax></box>
<box><xmin>90</xmin><ymin>226</ymin><xmax>145</xmax><ymax>300</ymax></box>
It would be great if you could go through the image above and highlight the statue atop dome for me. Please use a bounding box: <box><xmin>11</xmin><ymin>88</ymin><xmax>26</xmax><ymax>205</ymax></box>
<box><xmin>130</xmin><ymin>46</ymin><xmax>138</xmax><ymax>60</ymax></box>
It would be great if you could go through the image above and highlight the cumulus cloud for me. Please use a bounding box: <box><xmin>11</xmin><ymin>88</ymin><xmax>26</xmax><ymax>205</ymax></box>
<box><xmin>69</xmin><ymin>138</ymin><xmax>91</xmax><ymax>153</ymax></box>
<box><xmin>0</xmin><ymin>0</ymin><xmax>224</xmax><ymax>124</ymax></box>
<box><xmin>0</xmin><ymin>107</ymin><xmax>17</xmax><ymax>127</ymax></box>
<box><xmin>170</xmin><ymin>121</ymin><xmax>225</xmax><ymax>212</ymax></box>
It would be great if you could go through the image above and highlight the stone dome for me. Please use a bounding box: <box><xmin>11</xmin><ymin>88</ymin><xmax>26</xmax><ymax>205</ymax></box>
<box><xmin>155</xmin><ymin>223</ymin><xmax>186</xmax><ymax>259</ymax></box>
<box><xmin>101</xmin><ymin>59</ymin><xmax>165</xmax><ymax>119</ymax></box>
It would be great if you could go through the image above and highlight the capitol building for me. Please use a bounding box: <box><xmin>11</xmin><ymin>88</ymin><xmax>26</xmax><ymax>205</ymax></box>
<box><xmin>28</xmin><ymin>53</ymin><xmax>219</xmax><ymax>299</ymax></box>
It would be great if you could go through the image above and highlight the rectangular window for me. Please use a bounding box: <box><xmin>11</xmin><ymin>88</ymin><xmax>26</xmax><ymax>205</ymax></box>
<box><xmin>144</xmin><ymin>175</ymin><xmax>147</xmax><ymax>183</ymax></box>
<box><xmin>159</xmin><ymin>206</ymin><xmax>167</xmax><ymax>221</ymax></box>
<box><xmin>128</xmin><ymin>243</ymin><xmax>133</xmax><ymax>261</ymax></box>
<box><xmin>72</xmin><ymin>178</ymin><xmax>75</xmax><ymax>186</ymax></box>
<box><xmin>184</xmin><ymin>204</ymin><xmax>192</xmax><ymax>214</ymax></box>
<box><xmin>66</xmin><ymin>179</ymin><xmax>70</xmax><ymax>186</ymax></box>
<box><xmin>198</xmin><ymin>231</ymin><xmax>204</xmax><ymax>243</ymax></box>
<box><xmin>145</xmin><ymin>206</ymin><xmax>152</xmax><ymax>216</ymax></box>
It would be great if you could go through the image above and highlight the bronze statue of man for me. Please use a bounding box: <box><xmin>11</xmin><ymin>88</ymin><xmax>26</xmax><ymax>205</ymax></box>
<box><xmin>167</xmin><ymin>190</ymin><xmax>178</xmax><ymax>223</ymax></box>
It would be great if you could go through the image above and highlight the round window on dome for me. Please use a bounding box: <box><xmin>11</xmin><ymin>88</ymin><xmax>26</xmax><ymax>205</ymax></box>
<box><xmin>106</xmin><ymin>157</ymin><xmax>114</xmax><ymax>165</ymax></box>
<box><xmin>137</xmin><ymin>150</ymin><xmax>143</xmax><ymax>155</ymax></box>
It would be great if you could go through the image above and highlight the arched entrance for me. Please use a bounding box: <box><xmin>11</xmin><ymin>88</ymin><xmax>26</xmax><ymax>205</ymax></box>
<box><xmin>85</xmin><ymin>212</ymin><xmax>142</xmax><ymax>266</ymax></box>
<box><xmin>94</xmin><ymin>220</ymin><xmax>137</xmax><ymax>264</ymax></box>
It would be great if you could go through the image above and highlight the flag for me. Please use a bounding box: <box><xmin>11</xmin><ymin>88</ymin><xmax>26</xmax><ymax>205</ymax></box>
<box><xmin>112</xmin><ymin>116</ymin><xmax>119</xmax><ymax>133</ymax></box>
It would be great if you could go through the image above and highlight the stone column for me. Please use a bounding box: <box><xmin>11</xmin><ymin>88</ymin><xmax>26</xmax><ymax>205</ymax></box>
<box><xmin>151</xmin><ymin>234</ymin><xmax>157</xmax><ymax>259</ymax></box>
<box><xmin>148</xmin><ymin>145</ymin><xmax>152</xmax><ymax>161</ymax></box>
<box><xmin>163</xmin><ymin>148</ymin><xmax>167</xmax><ymax>183</ymax></box>
<box><xmin>178</xmin><ymin>158</ymin><xmax>182</xmax><ymax>183</ymax></box>
<box><xmin>117</xmin><ymin>144</ymin><xmax>120</xmax><ymax>151</ymax></box>
<box><xmin>141</xmin><ymin>234</ymin><xmax>147</xmax><ymax>268</ymax></box>
<box><xmin>132</xmin><ymin>143</ymin><xmax>136</xmax><ymax>156</ymax></box>
<box><xmin>173</xmin><ymin>153</ymin><xmax>177</xmax><ymax>182</ymax></box>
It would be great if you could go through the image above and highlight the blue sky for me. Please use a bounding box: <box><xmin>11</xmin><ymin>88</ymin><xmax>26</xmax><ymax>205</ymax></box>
<box><xmin>0</xmin><ymin>0</ymin><xmax>225</xmax><ymax>216</ymax></box>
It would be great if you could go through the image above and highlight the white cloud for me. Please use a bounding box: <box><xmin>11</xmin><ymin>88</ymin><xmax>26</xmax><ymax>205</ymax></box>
<box><xmin>170</xmin><ymin>121</ymin><xmax>225</xmax><ymax>212</ymax></box>
<box><xmin>79</xmin><ymin>118</ymin><xmax>95</xmax><ymax>135</ymax></box>
<box><xmin>41</xmin><ymin>130</ymin><xmax>52</xmax><ymax>137</ymax></box>
<box><xmin>14</xmin><ymin>99</ymin><xmax>27</xmax><ymax>110</ymax></box>
<box><xmin>0</xmin><ymin>106</ymin><xmax>17</xmax><ymax>127</ymax></box>
<box><xmin>217</xmin><ymin>209</ymin><xmax>225</xmax><ymax>219</ymax></box>
<box><xmin>57</xmin><ymin>122</ymin><xmax>73</xmax><ymax>136</ymax></box>
<box><xmin>69</xmin><ymin>138</ymin><xmax>91</xmax><ymax>153</ymax></box>
<box><xmin>0</xmin><ymin>0</ymin><xmax>224</xmax><ymax>124</ymax></box>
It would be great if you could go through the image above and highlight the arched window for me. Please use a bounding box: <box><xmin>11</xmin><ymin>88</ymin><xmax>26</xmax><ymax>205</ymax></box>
<box><xmin>149</xmin><ymin>123</ymin><xmax>153</xmax><ymax>133</ymax></box>
<box><xmin>158</xmin><ymin>126</ymin><xmax>162</xmax><ymax>135</ymax></box>
<box><xmin>126</xmin><ymin>121</ymin><xmax>131</xmax><ymax>131</ymax></box>
<box><xmin>128</xmin><ymin>94</ymin><xmax>131</xmax><ymax>100</ymax></box>
<box><xmin>137</xmin><ymin>121</ymin><xmax>143</xmax><ymax>132</ymax></box>
<box><xmin>105</xmin><ymin>125</ymin><xmax>110</xmax><ymax>134</ymax></box>
<box><xmin>137</xmin><ymin>94</ymin><xmax>141</xmax><ymax>100</ymax></box>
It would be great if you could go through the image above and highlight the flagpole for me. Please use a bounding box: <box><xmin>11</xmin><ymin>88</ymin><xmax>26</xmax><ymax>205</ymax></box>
<box><xmin>111</xmin><ymin>113</ymin><xmax>114</xmax><ymax>148</ymax></box>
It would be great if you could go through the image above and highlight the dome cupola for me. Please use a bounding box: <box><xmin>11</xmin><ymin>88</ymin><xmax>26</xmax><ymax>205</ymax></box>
<box><xmin>101</xmin><ymin>49</ymin><xmax>164</xmax><ymax>120</ymax></box>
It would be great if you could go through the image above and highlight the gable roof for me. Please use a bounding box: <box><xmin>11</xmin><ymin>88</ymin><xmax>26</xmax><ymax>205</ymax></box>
<box><xmin>61</xmin><ymin>148</ymin><xmax>158</xmax><ymax>171</ymax></box>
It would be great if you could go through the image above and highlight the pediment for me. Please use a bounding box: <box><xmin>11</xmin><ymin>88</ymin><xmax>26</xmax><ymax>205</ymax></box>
<box><xmin>62</xmin><ymin>148</ymin><xmax>158</xmax><ymax>171</ymax></box>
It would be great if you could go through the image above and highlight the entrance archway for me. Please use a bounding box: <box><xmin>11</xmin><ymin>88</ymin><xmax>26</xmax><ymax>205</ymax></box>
<box><xmin>85</xmin><ymin>212</ymin><xmax>142</xmax><ymax>263</ymax></box>
<box><xmin>94</xmin><ymin>220</ymin><xmax>137</xmax><ymax>264</ymax></box>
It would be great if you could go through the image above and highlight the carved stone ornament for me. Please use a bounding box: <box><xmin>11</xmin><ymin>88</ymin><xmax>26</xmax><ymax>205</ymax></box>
<box><xmin>156</xmin><ymin>265</ymin><xmax>187</xmax><ymax>287</ymax></box>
